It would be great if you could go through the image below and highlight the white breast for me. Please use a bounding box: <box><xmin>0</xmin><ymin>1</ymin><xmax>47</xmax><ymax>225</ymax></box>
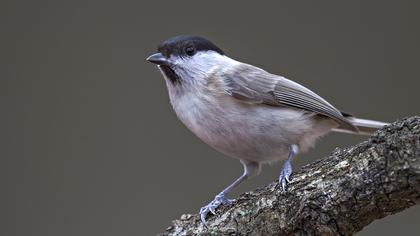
<box><xmin>167</xmin><ymin>84</ymin><xmax>336</xmax><ymax>163</ymax></box>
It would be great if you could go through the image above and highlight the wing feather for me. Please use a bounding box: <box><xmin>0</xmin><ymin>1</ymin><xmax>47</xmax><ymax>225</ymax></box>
<box><xmin>222</xmin><ymin>64</ymin><xmax>357</xmax><ymax>132</ymax></box>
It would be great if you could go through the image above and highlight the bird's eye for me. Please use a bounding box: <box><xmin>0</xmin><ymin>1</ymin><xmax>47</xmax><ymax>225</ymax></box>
<box><xmin>185</xmin><ymin>46</ymin><xmax>196</xmax><ymax>56</ymax></box>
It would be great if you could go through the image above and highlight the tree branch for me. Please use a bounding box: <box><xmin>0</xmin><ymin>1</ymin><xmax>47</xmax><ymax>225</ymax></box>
<box><xmin>160</xmin><ymin>116</ymin><xmax>420</xmax><ymax>236</ymax></box>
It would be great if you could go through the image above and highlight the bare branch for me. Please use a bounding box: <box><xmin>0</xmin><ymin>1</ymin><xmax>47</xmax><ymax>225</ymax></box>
<box><xmin>160</xmin><ymin>116</ymin><xmax>420</xmax><ymax>236</ymax></box>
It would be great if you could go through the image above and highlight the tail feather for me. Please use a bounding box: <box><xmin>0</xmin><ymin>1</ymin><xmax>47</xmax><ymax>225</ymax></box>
<box><xmin>333</xmin><ymin>117</ymin><xmax>389</xmax><ymax>135</ymax></box>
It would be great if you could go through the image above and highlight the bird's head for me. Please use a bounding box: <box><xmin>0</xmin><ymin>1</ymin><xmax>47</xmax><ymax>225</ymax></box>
<box><xmin>147</xmin><ymin>35</ymin><xmax>228</xmax><ymax>85</ymax></box>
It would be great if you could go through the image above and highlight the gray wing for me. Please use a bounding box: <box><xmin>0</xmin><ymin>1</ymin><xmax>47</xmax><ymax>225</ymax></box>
<box><xmin>223</xmin><ymin>64</ymin><xmax>357</xmax><ymax>132</ymax></box>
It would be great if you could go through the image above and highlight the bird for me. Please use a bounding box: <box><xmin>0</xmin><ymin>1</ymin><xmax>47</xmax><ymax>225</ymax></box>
<box><xmin>146</xmin><ymin>35</ymin><xmax>388</xmax><ymax>224</ymax></box>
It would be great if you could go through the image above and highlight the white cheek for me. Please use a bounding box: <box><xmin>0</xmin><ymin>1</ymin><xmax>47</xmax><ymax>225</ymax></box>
<box><xmin>171</xmin><ymin>56</ymin><xmax>209</xmax><ymax>82</ymax></box>
<box><xmin>182</xmin><ymin>52</ymin><xmax>232</xmax><ymax>71</ymax></box>
<box><xmin>169</xmin><ymin>52</ymin><xmax>239</xmax><ymax>88</ymax></box>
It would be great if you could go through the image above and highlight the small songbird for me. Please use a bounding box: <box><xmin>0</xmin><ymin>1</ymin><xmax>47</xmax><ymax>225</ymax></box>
<box><xmin>146</xmin><ymin>35</ymin><xmax>388</xmax><ymax>223</ymax></box>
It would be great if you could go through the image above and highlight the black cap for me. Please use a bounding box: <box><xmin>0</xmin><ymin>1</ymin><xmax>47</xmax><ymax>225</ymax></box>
<box><xmin>157</xmin><ymin>35</ymin><xmax>224</xmax><ymax>58</ymax></box>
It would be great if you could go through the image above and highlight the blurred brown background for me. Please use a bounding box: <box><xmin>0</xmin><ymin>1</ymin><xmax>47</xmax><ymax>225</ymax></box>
<box><xmin>1</xmin><ymin>1</ymin><xmax>419</xmax><ymax>235</ymax></box>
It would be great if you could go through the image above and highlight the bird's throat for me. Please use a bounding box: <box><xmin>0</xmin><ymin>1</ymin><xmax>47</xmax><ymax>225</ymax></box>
<box><xmin>159</xmin><ymin>65</ymin><xmax>180</xmax><ymax>84</ymax></box>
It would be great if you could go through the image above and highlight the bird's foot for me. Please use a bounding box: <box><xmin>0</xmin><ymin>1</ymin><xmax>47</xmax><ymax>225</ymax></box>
<box><xmin>279</xmin><ymin>160</ymin><xmax>293</xmax><ymax>191</ymax></box>
<box><xmin>199</xmin><ymin>193</ymin><xmax>235</xmax><ymax>224</ymax></box>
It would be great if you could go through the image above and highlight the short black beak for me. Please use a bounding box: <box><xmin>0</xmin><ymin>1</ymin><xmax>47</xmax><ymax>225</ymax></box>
<box><xmin>146</xmin><ymin>52</ymin><xmax>169</xmax><ymax>66</ymax></box>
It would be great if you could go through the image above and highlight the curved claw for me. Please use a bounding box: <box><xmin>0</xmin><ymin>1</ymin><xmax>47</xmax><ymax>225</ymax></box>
<box><xmin>279</xmin><ymin>161</ymin><xmax>293</xmax><ymax>191</ymax></box>
<box><xmin>209</xmin><ymin>205</ymin><xmax>217</xmax><ymax>215</ymax></box>
<box><xmin>279</xmin><ymin>175</ymin><xmax>288</xmax><ymax>191</ymax></box>
<box><xmin>199</xmin><ymin>193</ymin><xmax>235</xmax><ymax>224</ymax></box>
<box><xmin>199</xmin><ymin>207</ymin><xmax>210</xmax><ymax>225</ymax></box>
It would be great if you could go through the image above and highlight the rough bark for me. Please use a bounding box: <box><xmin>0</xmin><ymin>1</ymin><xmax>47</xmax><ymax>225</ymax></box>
<box><xmin>160</xmin><ymin>116</ymin><xmax>420</xmax><ymax>236</ymax></box>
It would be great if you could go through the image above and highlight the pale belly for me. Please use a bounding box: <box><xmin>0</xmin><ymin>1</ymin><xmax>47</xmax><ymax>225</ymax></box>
<box><xmin>170</xmin><ymin>93</ymin><xmax>336</xmax><ymax>163</ymax></box>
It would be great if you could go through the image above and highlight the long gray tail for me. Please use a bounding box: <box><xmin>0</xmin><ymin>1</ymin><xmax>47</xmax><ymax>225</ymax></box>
<box><xmin>333</xmin><ymin>117</ymin><xmax>389</xmax><ymax>136</ymax></box>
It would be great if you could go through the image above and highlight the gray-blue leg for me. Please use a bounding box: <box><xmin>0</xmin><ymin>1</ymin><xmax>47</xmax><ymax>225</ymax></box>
<box><xmin>200</xmin><ymin>160</ymin><xmax>260</xmax><ymax>224</ymax></box>
<box><xmin>279</xmin><ymin>144</ymin><xmax>299</xmax><ymax>191</ymax></box>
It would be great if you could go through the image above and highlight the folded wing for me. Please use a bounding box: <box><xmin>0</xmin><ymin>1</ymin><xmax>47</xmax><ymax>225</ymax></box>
<box><xmin>223</xmin><ymin>64</ymin><xmax>358</xmax><ymax>132</ymax></box>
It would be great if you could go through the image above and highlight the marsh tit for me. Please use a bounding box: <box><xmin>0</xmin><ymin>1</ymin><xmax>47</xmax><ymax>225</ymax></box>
<box><xmin>146</xmin><ymin>35</ymin><xmax>388</xmax><ymax>223</ymax></box>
